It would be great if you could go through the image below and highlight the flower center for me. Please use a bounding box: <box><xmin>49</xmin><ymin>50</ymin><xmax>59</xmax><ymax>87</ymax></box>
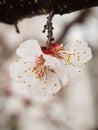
<box><xmin>50</xmin><ymin>44</ymin><xmax>67</xmax><ymax>59</ymax></box>
<box><xmin>41</xmin><ymin>43</ymin><xmax>71</xmax><ymax>62</ymax></box>
<box><xmin>32</xmin><ymin>55</ymin><xmax>54</xmax><ymax>81</ymax></box>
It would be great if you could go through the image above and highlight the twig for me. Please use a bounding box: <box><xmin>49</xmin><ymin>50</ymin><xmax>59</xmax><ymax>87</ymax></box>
<box><xmin>15</xmin><ymin>23</ymin><xmax>20</xmax><ymax>33</ymax></box>
<box><xmin>43</xmin><ymin>9</ymin><xmax>54</xmax><ymax>48</ymax></box>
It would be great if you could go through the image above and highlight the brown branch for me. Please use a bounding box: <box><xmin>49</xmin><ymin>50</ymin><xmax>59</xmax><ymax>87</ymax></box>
<box><xmin>15</xmin><ymin>23</ymin><xmax>20</xmax><ymax>33</ymax></box>
<box><xmin>0</xmin><ymin>0</ymin><xmax>98</xmax><ymax>24</ymax></box>
<box><xmin>43</xmin><ymin>9</ymin><xmax>54</xmax><ymax>48</ymax></box>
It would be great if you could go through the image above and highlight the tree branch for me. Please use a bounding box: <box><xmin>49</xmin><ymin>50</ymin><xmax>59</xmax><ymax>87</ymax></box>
<box><xmin>0</xmin><ymin>0</ymin><xmax>98</xmax><ymax>24</ymax></box>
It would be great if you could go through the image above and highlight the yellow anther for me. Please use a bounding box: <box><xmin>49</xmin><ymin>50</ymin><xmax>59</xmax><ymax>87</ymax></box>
<box><xmin>44</xmin><ymin>81</ymin><xmax>46</xmax><ymax>84</ymax></box>
<box><xmin>16</xmin><ymin>56</ymin><xmax>19</xmax><ymax>62</ymax></box>
<box><xmin>28</xmin><ymin>85</ymin><xmax>31</xmax><ymax>87</ymax></box>
<box><xmin>16</xmin><ymin>59</ymin><xmax>19</xmax><ymax>62</ymax></box>
<box><xmin>52</xmin><ymin>93</ymin><xmax>55</xmax><ymax>97</ymax></box>
<box><xmin>16</xmin><ymin>55</ymin><xmax>19</xmax><ymax>58</ymax></box>
<box><xmin>67</xmin><ymin>53</ymin><xmax>71</xmax><ymax>62</ymax></box>
<box><xmin>84</xmin><ymin>62</ymin><xmax>87</xmax><ymax>64</ymax></box>
<box><xmin>18</xmin><ymin>75</ymin><xmax>21</xmax><ymax>78</ymax></box>
<box><xmin>67</xmin><ymin>74</ymin><xmax>70</xmax><ymax>77</ymax></box>
<box><xmin>54</xmin><ymin>83</ymin><xmax>57</xmax><ymax>86</ymax></box>
<box><xmin>76</xmin><ymin>40</ymin><xmax>79</xmax><ymax>42</ymax></box>
<box><xmin>60</xmin><ymin>87</ymin><xmax>63</xmax><ymax>91</ymax></box>
<box><xmin>24</xmin><ymin>70</ymin><xmax>27</xmax><ymax>73</ymax></box>
<box><xmin>66</xmin><ymin>85</ymin><xmax>69</xmax><ymax>87</ymax></box>
<box><xmin>23</xmin><ymin>81</ymin><xmax>26</xmax><ymax>83</ymax></box>
<box><xmin>77</xmin><ymin>56</ymin><xmax>80</xmax><ymax>61</ymax></box>
<box><xmin>43</xmin><ymin>87</ymin><xmax>45</xmax><ymax>90</ymax></box>
<box><xmin>73</xmin><ymin>52</ymin><xmax>76</xmax><ymax>55</ymax></box>
<box><xmin>73</xmin><ymin>64</ymin><xmax>76</xmax><ymax>66</ymax></box>
<box><xmin>76</xmin><ymin>40</ymin><xmax>81</xmax><ymax>43</ymax></box>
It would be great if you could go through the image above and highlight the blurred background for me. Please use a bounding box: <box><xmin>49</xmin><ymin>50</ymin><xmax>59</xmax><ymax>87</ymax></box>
<box><xmin>0</xmin><ymin>6</ymin><xmax>98</xmax><ymax>130</ymax></box>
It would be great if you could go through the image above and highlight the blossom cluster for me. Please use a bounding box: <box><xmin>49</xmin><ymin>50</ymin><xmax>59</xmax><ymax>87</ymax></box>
<box><xmin>9</xmin><ymin>39</ymin><xmax>92</xmax><ymax>98</ymax></box>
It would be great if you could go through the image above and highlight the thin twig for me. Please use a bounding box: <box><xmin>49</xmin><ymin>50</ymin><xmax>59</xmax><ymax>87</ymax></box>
<box><xmin>43</xmin><ymin>9</ymin><xmax>54</xmax><ymax>48</ymax></box>
<box><xmin>15</xmin><ymin>23</ymin><xmax>20</xmax><ymax>33</ymax></box>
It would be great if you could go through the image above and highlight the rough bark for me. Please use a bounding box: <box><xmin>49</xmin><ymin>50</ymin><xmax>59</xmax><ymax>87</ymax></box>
<box><xmin>0</xmin><ymin>0</ymin><xmax>98</xmax><ymax>24</ymax></box>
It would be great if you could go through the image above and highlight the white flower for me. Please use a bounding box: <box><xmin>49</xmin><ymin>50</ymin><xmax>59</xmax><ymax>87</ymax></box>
<box><xmin>10</xmin><ymin>39</ymin><xmax>92</xmax><ymax>98</ymax></box>
<box><xmin>42</xmin><ymin>40</ymin><xmax>92</xmax><ymax>81</ymax></box>
<box><xmin>10</xmin><ymin>39</ymin><xmax>67</xmax><ymax>98</ymax></box>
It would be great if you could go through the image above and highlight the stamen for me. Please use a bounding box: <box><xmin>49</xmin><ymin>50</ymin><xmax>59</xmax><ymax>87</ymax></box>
<box><xmin>84</xmin><ymin>51</ymin><xmax>86</xmax><ymax>54</ymax></box>
<box><xmin>23</xmin><ymin>81</ymin><xmax>26</xmax><ymax>83</ymax></box>
<box><xmin>54</xmin><ymin>83</ymin><xmax>57</xmax><ymax>86</ymax></box>
<box><xmin>16</xmin><ymin>56</ymin><xmax>19</xmax><ymax>62</ymax></box>
<box><xmin>24</xmin><ymin>70</ymin><xmax>27</xmax><ymax>73</ymax></box>
<box><xmin>28</xmin><ymin>85</ymin><xmax>31</xmax><ymax>87</ymax></box>
<box><xmin>67</xmin><ymin>74</ymin><xmax>70</xmax><ymax>77</ymax></box>
<box><xmin>18</xmin><ymin>75</ymin><xmax>21</xmax><ymax>78</ymax></box>
<box><xmin>32</xmin><ymin>55</ymin><xmax>55</xmax><ymax>81</ymax></box>
<box><xmin>52</xmin><ymin>93</ymin><xmax>55</xmax><ymax>96</ymax></box>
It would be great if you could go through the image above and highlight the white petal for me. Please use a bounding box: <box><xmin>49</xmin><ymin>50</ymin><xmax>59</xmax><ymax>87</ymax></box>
<box><xmin>9</xmin><ymin>61</ymin><xmax>33</xmax><ymax>82</ymax></box>
<box><xmin>65</xmin><ymin>40</ymin><xmax>92</xmax><ymax>64</ymax></box>
<box><xmin>62</xmin><ymin>64</ymin><xmax>83</xmax><ymax>82</ymax></box>
<box><xmin>66</xmin><ymin>40</ymin><xmax>88</xmax><ymax>49</ymax></box>
<box><xmin>19</xmin><ymin>77</ymin><xmax>47</xmax><ymax>98</ymax></box>
<box><xmin>16</xmin><ymin>39</ymin><xmax>42</xmax><ymax>61</ymax></box>
<box><xmin>44</xmin><ymin>55</ymin><xmax>68</xmax><ymax>86</ymax></box>
<box><xmin>44</xmin><ymin>54</ymin><xmax>61</xmax><ymax>68</ymax></box>
<box><xmin>19</xmin><ymin>71</ymin><xmax>62</xmax><ymax>97</ymax></box>
<box><xmin>55</xmin><ymin>63</ymin><xmax>68</xmax><ymax>86</ymax></box>
<box><xmin>43</xmin><ymin>74</ymin><xmax>61</xmax><ymax>95</ymax></box>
